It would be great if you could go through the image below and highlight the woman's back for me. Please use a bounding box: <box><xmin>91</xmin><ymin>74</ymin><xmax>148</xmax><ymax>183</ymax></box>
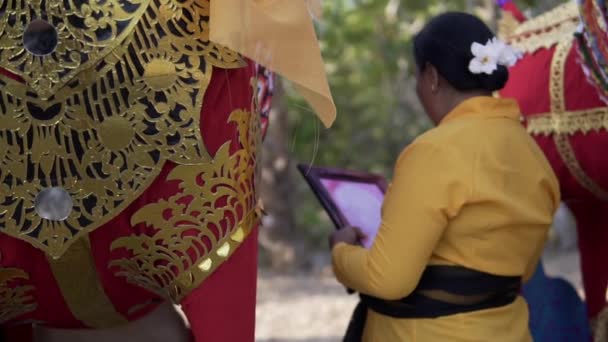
<box><xmin>423</xmin><ymin>97</ymin><xmax>559</xmax><ymax>278</ymax></box>
<box><xmin>359</xmin><ymin>97</ymin><xmax>559</xmax><ymax>342</ymax></box>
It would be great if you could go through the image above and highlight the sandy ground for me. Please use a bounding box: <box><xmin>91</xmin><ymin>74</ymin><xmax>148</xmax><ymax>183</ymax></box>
<box><xmin>256</xmin><ymin>274</ymin><xmax>357</xmax><ymax>342</ymax></box>
<box><xmin>255</xmin><ymin>205</ymin><xmax>585</xmax><ymax>342</ymax></box>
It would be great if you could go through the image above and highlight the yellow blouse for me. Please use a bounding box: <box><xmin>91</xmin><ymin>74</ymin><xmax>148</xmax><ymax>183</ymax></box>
<box><xmin>332</xmin><ymin>97</ymin><xmax>560</xmax><ymax>342</ymax></box>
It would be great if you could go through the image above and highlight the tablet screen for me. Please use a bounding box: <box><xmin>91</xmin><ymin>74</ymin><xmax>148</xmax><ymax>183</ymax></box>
<box><xmin>319</xmin><ymin>179</ymin><xmax>384</xmax><ymax>248</ymax></box>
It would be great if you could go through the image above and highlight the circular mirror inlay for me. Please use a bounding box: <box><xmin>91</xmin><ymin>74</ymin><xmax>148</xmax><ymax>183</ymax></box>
<box><xmin>24</xmin><ymin>19</ymin><xmax>58</xmax><ymax>56</ymax></box>
<box><xmin>35</xmin><ymin>187</ymin><xmax>73</xmax><ymax>221</ymax></box>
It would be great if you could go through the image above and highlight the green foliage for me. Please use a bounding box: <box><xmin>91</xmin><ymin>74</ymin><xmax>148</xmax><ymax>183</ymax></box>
<box><xmin>283</xmin><ymin>0</ymin><xmax>563</xmax><ymax>249</ymax></box>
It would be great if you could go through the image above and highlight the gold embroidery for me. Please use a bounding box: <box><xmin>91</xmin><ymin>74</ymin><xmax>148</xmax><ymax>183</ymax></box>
<box><xmin>526</xmin><ymin>108</ymin><xmax>608</xmax><ymax>135</ymax></box>
<box><xmin>0</xmin><ymin>268</ymin><xmax>36</xmax><ymax>323</ymax></box>
<box><xmin>554</xmin><ymin>134</ymin><xmax>608</xmax><ymax>200</ymax></box>
<box><xmin>110</xmin><ymin>108</ymin><xmax>261</xmax><ymax>303</ymax></box>
<box><xmin>550</xmin><ymin>40</ymin><xmax>570</xmax><ymax>113</ymax></box>
<box><xmin>0</xmin><ymin>0</ymin><xmax>245</xmax><ymax>258</ymax></box>
<box><xmin>505</xmin><ymin>2</ymin><xmax>579</xmax><ymax>54</ymax></box>
<box><xmin>47</xmin><ymin>236</ymin><xmax>128</xmax><ymax>328</ymax></box>
<box><xmin>549</xmin><ymin>41</ymin><xmax>608</xmax><ymax>200</ymax></box>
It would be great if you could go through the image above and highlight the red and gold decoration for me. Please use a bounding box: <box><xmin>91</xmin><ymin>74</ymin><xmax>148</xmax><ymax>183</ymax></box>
<box><xmin>498</xmin><ymin>2</ymin><xmax>608</xmax><ymax>339</ymax></box>
<box><xmin>0</xmin><ymin>0</ymin><xmax>334</xmax><ymax>341</ymax></box>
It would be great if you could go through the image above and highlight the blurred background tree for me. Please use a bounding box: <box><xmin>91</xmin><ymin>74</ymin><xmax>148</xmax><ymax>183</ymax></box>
<box><xmin>258</xmin><ymin>0</ymin><xmax>563</xmax><ymax>271</ymax></box>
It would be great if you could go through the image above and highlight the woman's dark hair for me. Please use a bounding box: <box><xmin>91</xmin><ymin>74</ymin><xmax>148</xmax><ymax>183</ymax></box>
<box><xmin>413</xmin><ymin>12</ymin><xmax>509</xmax><ymax>92</ymax></box>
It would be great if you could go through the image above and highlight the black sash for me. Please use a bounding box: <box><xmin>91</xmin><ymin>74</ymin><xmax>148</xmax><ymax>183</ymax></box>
<box><xmin>343</xmin><ymin>265</ymin><xmax>521</xmax><ymax>342</ymax></box>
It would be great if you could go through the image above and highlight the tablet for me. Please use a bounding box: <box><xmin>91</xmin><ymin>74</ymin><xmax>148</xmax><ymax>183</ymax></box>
<box><xmin>297</xmin><ymin>164</ymin><xmax>388</xmax><ymax>248</ymax></box>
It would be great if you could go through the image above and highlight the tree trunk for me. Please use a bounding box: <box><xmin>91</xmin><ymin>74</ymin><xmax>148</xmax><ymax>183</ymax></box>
<box><xmin>258</xmin><ymin>79</ymin><xmax>299</xmax><ymax>270</ymax></box>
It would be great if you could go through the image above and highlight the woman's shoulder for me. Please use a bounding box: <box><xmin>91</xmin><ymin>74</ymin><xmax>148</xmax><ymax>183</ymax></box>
<box><xmin>397</xmin><ymin>130</ymin><xmax>473</xmax><ymax>168</ymax></box>
<box><xmin>409</xmin><ymin>123</ymin><xmax>479</xmax><ymax>155</ymax></box>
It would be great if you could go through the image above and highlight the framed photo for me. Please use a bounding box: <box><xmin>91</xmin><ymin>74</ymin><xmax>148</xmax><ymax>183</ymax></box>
<box><xmin>297</xmin><ymin>164</ymin><xmax>388</xmax><ymax>248</ymax></box>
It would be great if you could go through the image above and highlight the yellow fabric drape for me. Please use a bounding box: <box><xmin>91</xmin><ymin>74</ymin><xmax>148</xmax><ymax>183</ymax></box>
<box><xmin>209</xmin><ymin>0</ymin><xmax>336</xmax><ymax>128</ymax></box>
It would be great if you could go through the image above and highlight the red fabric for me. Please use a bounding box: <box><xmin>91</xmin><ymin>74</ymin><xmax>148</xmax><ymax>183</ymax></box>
<box><xmin>181</xmin><ymin>226</ymin><xmax>259</xmax><ymax>342</ymax></box>
<box><xmin>562</xmin><ymin>41</ymin><xmax>606</xmax><ymax>111</ymax></box>
<box><xmin>501</xmin><ymin>42</ymin><xmax>608</xmax><ymax>201</ymax></box>
<box><xmin>3</xmin><ymin>324</ymin><xmax>33</xmax><ymax>342</ymax></box>
<box><xmin>500</xmin><ymin>48</ymin><xmax>552</xmax><ymax>115</ymax></box>
<box><xmin>501</xmin><ymin>39</ymin><xmax>608</xmax><ymax>319</ymax></box>
<box><xmin>0</xmin><ymin>68</ymin><xmax>23</xmax><ymax>82</ymax></box>
<box><xmin>0</xmin><ymin>60</ymin><xmax>260</xmax><ymax>338</ymax></box>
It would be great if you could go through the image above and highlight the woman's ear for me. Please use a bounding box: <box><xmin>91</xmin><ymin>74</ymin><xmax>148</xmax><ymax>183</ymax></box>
<box><xmin>428</xmin><ymin>63</ymin><xmax>440</xmax><ymax>94</ymax></box>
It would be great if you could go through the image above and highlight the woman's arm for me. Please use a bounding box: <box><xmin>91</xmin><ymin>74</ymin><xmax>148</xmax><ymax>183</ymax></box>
<box><xmin>332</xmin><ymin>142</ymin><xmax>471</xmax><ymax>300</ymax></box>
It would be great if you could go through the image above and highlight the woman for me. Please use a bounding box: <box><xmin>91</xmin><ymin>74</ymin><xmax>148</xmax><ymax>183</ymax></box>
<box><xmin>330</xmin><ymin>12</ymin><xmax>560</xmax><ymax>342</ymax></box>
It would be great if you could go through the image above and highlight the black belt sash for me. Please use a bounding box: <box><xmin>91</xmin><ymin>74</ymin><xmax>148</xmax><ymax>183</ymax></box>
<box><xmin>344</xmin><ymin>265</ymin><xmax>521</xmax><ymax>342</ymax></box>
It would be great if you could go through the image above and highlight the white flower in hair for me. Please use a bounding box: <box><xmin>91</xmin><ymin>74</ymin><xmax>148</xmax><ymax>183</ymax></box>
<box><xmin>493</xmin><ymin>39</ymin><xmax>521</xmax><ymax>67</ymax></box>
<box><xmin>469</xmin><ymin>38</ymin><xmax>521</xmax><ymax>75</ymax></box>
<box><xmin>469</xmin><ymin>39</ymin><xmax>500</xmax><ymax>75</ymax></box>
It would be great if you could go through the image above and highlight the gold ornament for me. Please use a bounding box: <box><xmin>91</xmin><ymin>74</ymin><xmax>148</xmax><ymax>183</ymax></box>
<box><xmin>0</xmin><ymin>267</ymin><xmax>36</xmax><ymax>323</ymax></box>
<box><xmin>110</xmin><ymin>108</ymin><xmax>261</xmax><ymax>303</ymax></box>
<box><xmin>504</xmin><ymin>2</ymin><xmax>579</xmax><ymax>54</ymax></box>
<box><xmin>0</xmin><ymin>0</ymin><xmax>245</xmax><ymax>258</ymax></box>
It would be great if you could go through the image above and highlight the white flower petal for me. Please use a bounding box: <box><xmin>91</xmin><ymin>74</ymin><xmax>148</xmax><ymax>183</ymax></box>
<box><xmin>471</xmin><ymin>42</ymin><xmax>485</xmax><ymax>57</ymax></box>
<box><xmin>480</xmin><ymin>62</ymin><xmax>497</xmax><ymax>75</ymax></box>
<box><xmin>471</xmin><ymin>38</ymin><xmax>517</xmax><ymax>73</ymax></box>
<box><xmin>497</xmin><ymin>45</ymin><xmax>522</xmax><ymax>67</ymax></box>
<box><xmin>487</xmin><ymin>43</ymin><xmax>503</xmax><ymax>59</ymax></box>
<box><xmin>501</xmin><ymin>53</ymin><xmax>517</xmax><ymax>67</ymax></box>
<box><xmin>469</xmin><ymin>58</ymin><xmax>484</xmax><ymax>74</ymax></box>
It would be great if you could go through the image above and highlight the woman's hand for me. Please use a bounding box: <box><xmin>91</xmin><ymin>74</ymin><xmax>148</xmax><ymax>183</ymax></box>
<box><xmin>329</xmin><ymin>226</ymin><xmax>367</xmax><ymax>249</ymax></box>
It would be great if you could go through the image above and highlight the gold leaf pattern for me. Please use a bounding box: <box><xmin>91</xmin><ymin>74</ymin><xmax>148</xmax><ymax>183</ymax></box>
<box><xmin>0</xmin><ymin>268</ymin><xmax>37</xmax><ymax>323</ymax></box>
<box><xmin>110</xmin><ymin>108</ymin><xmax>261</xmax><ymax>303</ymax></box>
<box><xmin>0</xmin><ymin>0</ymin><xmax>245</xmax><ymax>257</ymax></box>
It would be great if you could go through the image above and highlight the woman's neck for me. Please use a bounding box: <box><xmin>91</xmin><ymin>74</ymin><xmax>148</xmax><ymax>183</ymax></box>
<box><xmin>435</xmin><ymin>90</ymin><xmax>491</xmax><ymax>124</ymax></box>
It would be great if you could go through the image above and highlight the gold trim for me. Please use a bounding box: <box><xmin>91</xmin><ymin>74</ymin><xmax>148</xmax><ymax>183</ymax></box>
<box><xmin>47</xmin><ymin>236</ymin><xmax>128</xmax><ymax>328</ymax></box>
<box><xmin>550</xmin><ymin>41</ymin><xmax>570</xmax><ymax>113</ymax></box>
<box><xmin>526</xmin><ymin>108</ymin><xmax>608</xmax><ymax>135</ymax></box>
<box><xmin>505</xmin><ymin>2</ymin><xmax>579</xmax><ymax>54</ymax></box>
<box><xmin>554</xmin><ymin>134</ymin><xmax>608</xmax><ymax>200</ymax></box>
<box><xmin>550</xmin><ymin>41</ymin><xmax>608</xmax><ymax>201</ymax></box>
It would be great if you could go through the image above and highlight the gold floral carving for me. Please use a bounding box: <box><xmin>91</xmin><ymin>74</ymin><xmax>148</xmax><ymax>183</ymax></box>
<box><xmin>0</xmin><ymin>267</ymin><xmax>37</xmax><ymax>323</ymax></box>
<box><xmin>110</xmin><ymin>108</ymin><xmax>261</xmax><ymax>303</ymax></box>
<box><xmin>505</xmin><ymin>2</ymin><xmax>579</xmax><ymax>54</ymax></box>
<box><xmin>549</xmin><ymin>41</ymin><xmax>608</xmax><ymax>201</ymax></box>
<box><xmin>0</xmin><ymin>0</ymin><xmax>245</xmax><ymax>258</ymax></box>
